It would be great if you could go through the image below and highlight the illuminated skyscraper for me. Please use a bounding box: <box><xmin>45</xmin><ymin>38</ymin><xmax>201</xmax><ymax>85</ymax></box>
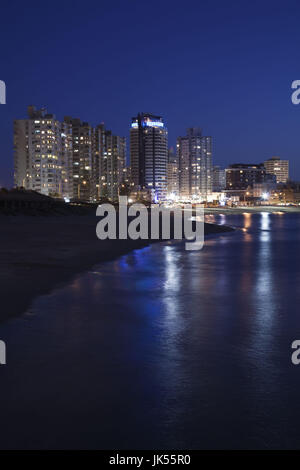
<box><xmin>177</xmin><ymin>127</ymin><xmax>212</xmax><ymax>200</ymax></box>
<box><xmin>167</xmin><ymin>147</ymin><xmax>179</xmax><ymax>197</ymax></box>
<box><xmin>104</xmin><ymin>132</ymin><xmax>126</xmax><ymax>201</ymax></box>
<box><xmin>264</xmin><ymin>157</ymin><xmax>289</xmax><ymax>183</ymax></box>
<box><xmin>212</xmin><ymin>165</ymin><xmax>226</xmax><ymax>192</ymax></box>
<box><xmin>14</xmin><ymin>106</ymin><xmax>125</xmax><ymax>202</ymax></box>
<box><xmin>130</xmin><ymin>113</ymin><xmax>168</xmax><ymax>201</ymax></box>
<box><xmin>14</xmin><ymin>106</ymin><xmax>72</xmax><ymax>198</ymax></box>
<box><xmin>94</xmin><ymin>124</ymin><xmax>126</xmax><ymax>201</ymax></box>
<box><xmin>64</xmin><ymin>116</ymin><xmax>93</xmax><ymax>201</ymax></box>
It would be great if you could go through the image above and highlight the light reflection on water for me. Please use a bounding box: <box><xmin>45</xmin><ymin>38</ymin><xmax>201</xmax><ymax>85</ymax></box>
<box><xmin>1</xmin><ymin>213</ymin><xmax>300</xmax><ymax>449</ymax></box>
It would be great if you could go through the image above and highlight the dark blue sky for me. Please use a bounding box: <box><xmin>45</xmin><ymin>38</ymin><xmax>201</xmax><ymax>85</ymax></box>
<box><xmin>1</xmin><ymin>0</ymin><xmax>300</xmax><ymax>187</ymax></box>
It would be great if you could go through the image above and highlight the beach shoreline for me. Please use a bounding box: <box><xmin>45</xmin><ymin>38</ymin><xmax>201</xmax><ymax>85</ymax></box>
<box><xmin>204</xmin><ymin>205</ymin><xmax>300</xmax><ymax>214</ymax></box>
<box><xmin>0</xmin><ymin>213</ymin><xmax>233</xmax><ymax>323</ymax></box>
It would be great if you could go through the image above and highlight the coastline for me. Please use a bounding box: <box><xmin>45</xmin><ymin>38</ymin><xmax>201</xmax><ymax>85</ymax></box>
<box><xmin>0</xmin><ymin>214</ymin><xmax>233</xmax><ymax>323</ymax></box>
<box><xmin>204</xmin><ymin>205</ymin><xmax>300</xmax><ymax>214</ymax></box>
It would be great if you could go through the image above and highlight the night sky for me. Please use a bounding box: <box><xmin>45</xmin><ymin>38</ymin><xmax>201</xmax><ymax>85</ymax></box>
<box><xmin>1</xmin><ymin>0</ymin><xmax>300</xmax><ymax>187</ymax></box>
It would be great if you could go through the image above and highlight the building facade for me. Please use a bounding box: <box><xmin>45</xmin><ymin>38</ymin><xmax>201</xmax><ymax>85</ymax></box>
<box><xmin>14</xmin><ymin>106</ymin><xmax>126</xmax><ymax>202</ymax></box>
<box><xmin>264</xmin><ymin>157</ymin><xmax>289</xmax><ymax>184</ymax></box>
<box><xmin>14</xmin><ymin>106</ymin><xmax>71</xmax><ymax>198</ymax></box>
<box><xmin>167</xmin><ymin>147</ymin><xmax>179</xmax><ymax>197</ymax></box>
<box><xmin>130</xmin><ymin>113</ymin><xmax>168</xmax><ymax>201</ymax></box>
<box><xmin>105</xmin><ymin>132</ymin><xmax>126</xmax><ymax>201</ymax></box>
<box><xmin>177</xmin><ymin>127</ymin><xmax>212</xmax><ymax>200</ymax></box>
<box><xmin>93</xmin><ymin>125</ymin><xmax>126</xmax><ymax>201</ymax></box>
<box><xmin>212</xmin><ymin>165</ymin><xmax>226</xmax><ymax>192</ymax></box>
<box><xmin>225</xmin><ymin>163</ymin><xmax>270</xmax><ymax>190</ymax></box>
<box><xmin>64</xmin><ymin>116</ymin><xmax>93</xmax><ymax>201</ymax></box>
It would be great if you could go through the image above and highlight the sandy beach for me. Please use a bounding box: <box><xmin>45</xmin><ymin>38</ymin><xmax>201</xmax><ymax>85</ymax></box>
<box><xmin>0</xmin><ymin>213</ymin><xmax>233</xmax><ymax>322</ymax></box>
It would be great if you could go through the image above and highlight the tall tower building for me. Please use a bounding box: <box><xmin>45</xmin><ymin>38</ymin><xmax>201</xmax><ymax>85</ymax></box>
<box><xmin>177</xmin><ymin>127</ymin><xmax>212</xmax><ymax>200</ymax></box>
<box><xmin>130</xmin><ymin>113</ymin><xmax>168</xmax><ymax>201</ymax></box>
<box><xmin>64</xmin><ymin>117</ymin><xmax>93</xmax><ymax>201</ymax></box>
<box><xmin>176</xmin><ymin>136</ymin><xmax>190</xmax><ymax>199</ymax></box>
<box><xmin>264</xmin><ymin>157</ymin><xmax>289</xmax><ymax>183</ymax></box>
<box><xmin>212</xmin><ymin>165</ymin><xmax>226</xmax><ymax>192</ymax></box>
<box><xmin>105</xmin><ymin>132</ymin><xmax>126</xmax><ymax>201</ymax></box>
<box><xmin>167</xmin><ymin>147</ymin><xmax>179</xmax><ymax>197</ymax></box>
<box><xmin>94</xmin><ymin>125</ymin><xmax>126</xmax><ymax>201</ymax></box>
<box><xmin>14</xmin><ymin>107</ymin><xmax>125</xmax><ymax>203</ymax></box>
<box><xmin>14</xmin><ymin>106</ymin><xmax>72</xmax><ymax>198</ymax></box>
<box><xmin>60</xmin><ymin>119</ymin><xmax>73</xmax><ymax>199</ymax></box>
<box><xmin>93</xmin><ymin>123</ymin><xmax>107</xmax><ymax>200</ymax></box>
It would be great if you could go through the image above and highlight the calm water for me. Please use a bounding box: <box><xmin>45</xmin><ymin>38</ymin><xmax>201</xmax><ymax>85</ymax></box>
<box><xmin>1</xmin><ymin>212</ymin><xmax>300</xmax><ymax>449</ymax></box>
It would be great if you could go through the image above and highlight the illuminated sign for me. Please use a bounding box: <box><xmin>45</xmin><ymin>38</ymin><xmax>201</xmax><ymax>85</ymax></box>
<box><xmin>143</xmin><ymin>120</ymin><xmax>164</xmax><ymax>128</ymax></box>
<box><xmin>131</xmin><ymin>120</ymin><xmax>164</xmax><ymax>128</ymax></box>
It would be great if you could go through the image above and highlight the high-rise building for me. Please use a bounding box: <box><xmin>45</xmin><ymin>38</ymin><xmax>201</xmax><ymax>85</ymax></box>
<box><xmin>64</xmin><ymin>116</ymin><xmax>93</xmax><ymax>201</ymax></box>
<box><xmin>60</xmin><ymin>119</ymin><xmax>73</xmax><ymax>200</ymax></box>
<box><xmin>130</xmin><ymin>113</ymin><xmax>168</xmax><ymax>201</ymax></box>
<box><xmin>167</xmin><ymin>147</ymin><xmax>179</xmax><ymax>197</ymax></box>
<box><xmin>123</xmin><ymin>165</ymin><xmax>131</xmax><ymax>185</ymax></box>
<box><xmin>93</xmin><ymin>123</ymin><xmax>106</xmax><ymax>201</ymax></box>
<box><xmin>176</xmin><ymin>135</ymin><xmax>190</xmax><ymax>198</ymax></box>
<box><xmin>212</xmin><ymin>165</ymin><xmax>226</xmax><ymax>192</ymax></box>
<box><xmin>94</xmin><ymin>125</ymin><xmax>126</xmax><ymax>201</ymax></box>
<box><xmin>14</xmin><ymin>106</ymin><xmax>72</xmax><ymax>198</ymax></box>
<box><xmin>177</xmin><ymin>127</ymin><xmax>212</xmax><ymax>200</ymax></box>
<box><xmin>225</xmin><ymin>163</ymin><xmax>272</xmax><ymax>190</ymax></box>
<box><xmin>264</xmin><ymin>157</ymin><xmax>289</xmax><ymax>183</ymax></box>
<box><xmin>105</xmin><ymin>132</ymin><xmax>126</xmax><ymax>201</ymax></box>
<box><xmin>14</xmin><ymin>106</ymin><xmax>126</xmax><ymax>202</ymax></box>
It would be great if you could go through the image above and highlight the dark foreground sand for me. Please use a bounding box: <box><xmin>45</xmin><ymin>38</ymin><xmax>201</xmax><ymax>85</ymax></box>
<box><xmin>0</xmin><ymin>214</ymin><xmax>233</xmax><ymax>322</ymax></box>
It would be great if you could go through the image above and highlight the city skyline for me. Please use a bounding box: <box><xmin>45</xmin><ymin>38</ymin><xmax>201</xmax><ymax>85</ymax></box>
<box><xmin>3</xmin><ymin>0</ymin><xmax>300</xmax><ymax>454</ymax></box>
<box><xmin>4</xmin><ymin>100</ymin><xmax>298</xmax><ymax>190</ymax></box>
<box><xmin>1</xmin><ymin>1</ymin><xmax>300</xmax><ymax>187</ymax></box>
<box><xmin>13</xmin><ymin>104</ymin><xmax>292</xmax><ymax>204</ymax></box>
